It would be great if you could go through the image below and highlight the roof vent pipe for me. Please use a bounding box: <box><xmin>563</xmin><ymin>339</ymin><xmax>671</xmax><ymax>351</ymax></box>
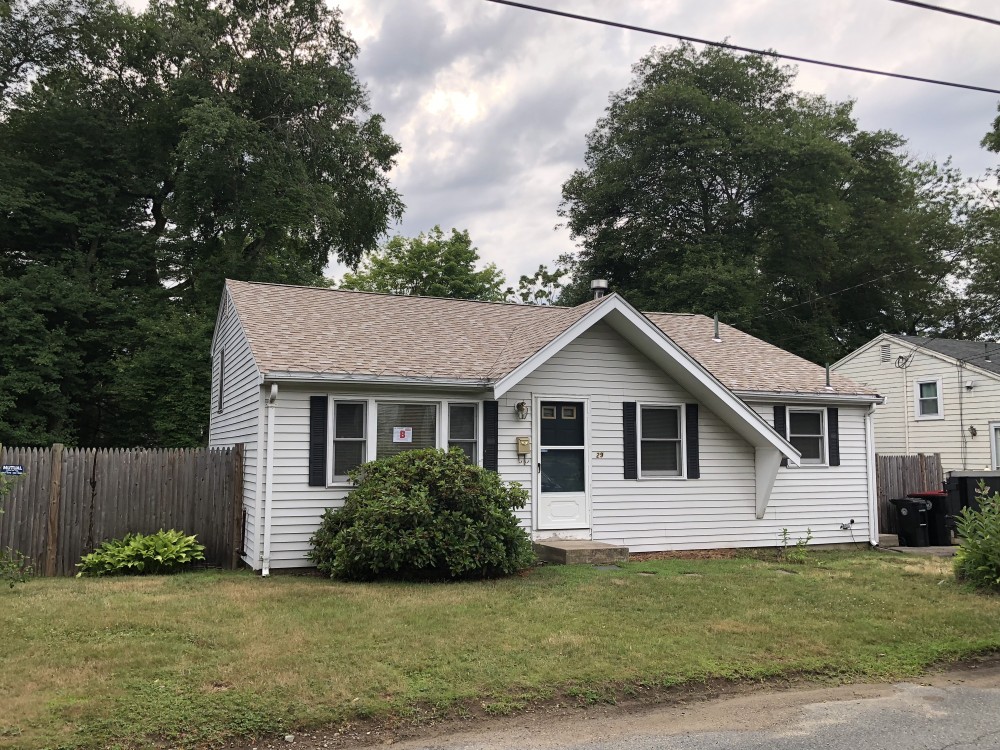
<box><xmin>825</xmin><ymin>364</ymin><xmax>833</xmax><ymax>390</ymax></box>
<box><xmin>591</xmin><ymin>279</ymin><xmax>609</xmax><ymax>300</ymax></box>
<box><xmin>713</xmin><ymin>313</ymin><xmax>721</xmax><ymax>343</ymax></box>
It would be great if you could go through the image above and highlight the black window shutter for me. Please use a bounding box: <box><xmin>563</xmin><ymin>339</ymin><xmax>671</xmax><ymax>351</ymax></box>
<box><xmin>483</xmin><ymin>400</ymin><xmax>499</xmax><ymax>472</ymax></box>
<box><xmin>623</xmin><ymin>402</ymin><xmax>638</xmax><ymax>480</ymax></box>
<box><xmin>308</xmin><ymin>396</ymin><xmax>328</xmax><ymax>487</ymax></box>
<box><xmin>773</xmin><ymin>404</ymin><xmax>788</xmax><ymax>467</ymax></box>
<box><xmin>685</xmin><ymin>403</ymin><xmax>700</xmax><ymax>479</ymax></box>
<box><xmin>828</xmin><ymin>407</ymin><xmax>840</xmax><ymax>467</ymax></box>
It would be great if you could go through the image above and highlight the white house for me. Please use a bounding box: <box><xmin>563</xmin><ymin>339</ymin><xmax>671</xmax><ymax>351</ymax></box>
<box><xmin>210</xmin><ymin>280</ymin><xmax>883</xmax><ymax>574</ymax></box>
<box><xmin>833</xmin><ymin>334</ymin><xmax>1000</xmax><ymax>473</ymax></box>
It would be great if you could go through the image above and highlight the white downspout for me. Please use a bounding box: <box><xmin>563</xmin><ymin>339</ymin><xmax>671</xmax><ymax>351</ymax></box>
<box><xmin>865</xmin><ymin>402</ymin><xmax>879</xmax><ymax>546</ymax></box>
<box><xmin>252</xmin><ymin>385</ymin><xmax>266</xmax><ymax>570</ymax></box>
<box><xmin>262</xmin><ymin>383</ymin><xmax>278</xmax><ymax>577</ymax></box>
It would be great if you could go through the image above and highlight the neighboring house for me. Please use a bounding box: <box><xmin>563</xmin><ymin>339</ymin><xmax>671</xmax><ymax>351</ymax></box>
<box><xmin>833</xmin><ymin>334</ymin><xmax>1000</xmax><ymax>473</ymax></box>
<box><xmin>211</xmin><ymin>280</ymin><xmax>882</xmax><ymax>574</ymax></box>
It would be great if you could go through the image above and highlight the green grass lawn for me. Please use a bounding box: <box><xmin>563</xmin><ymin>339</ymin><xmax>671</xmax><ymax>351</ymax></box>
<box><xmin>2</xmin><ymin>551</ymin><xmax>999</xmax><ymax>749</ymax></box>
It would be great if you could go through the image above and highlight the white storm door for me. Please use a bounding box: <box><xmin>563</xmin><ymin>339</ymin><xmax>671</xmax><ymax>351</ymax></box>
<box><xmin>537</xmin><ymin>399</ymin><xmax>590</xmax><ymax>530</ymax></box>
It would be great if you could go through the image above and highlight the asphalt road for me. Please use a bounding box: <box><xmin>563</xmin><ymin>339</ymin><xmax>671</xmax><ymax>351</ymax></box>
<box><xmin>387</xmin><ymin>665</ymin><xmax>1000</xmax><ymax>750</ymax></box>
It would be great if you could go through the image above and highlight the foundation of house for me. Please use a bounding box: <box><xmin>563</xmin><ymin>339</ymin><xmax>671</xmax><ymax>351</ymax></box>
<box><xmin>533</xmin><ymin>540</ymin><xmax>629</xmax><ymax>565</ymax></box>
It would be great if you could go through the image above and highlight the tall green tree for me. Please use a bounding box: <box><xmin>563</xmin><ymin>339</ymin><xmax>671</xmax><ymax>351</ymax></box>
<box><xmin>0</xmin><ymin>0</ymin><xmax>402</xmax><ymax>446</ymax></box>
<box><xmin>559</xmin><ymin>44</ymin><xmax>968</xmax><ymax>363</ymax></box>
<box><xmin>340</xmin><ymin>226</ymin><xmax>509</xmax><ymax>301</ymax></box>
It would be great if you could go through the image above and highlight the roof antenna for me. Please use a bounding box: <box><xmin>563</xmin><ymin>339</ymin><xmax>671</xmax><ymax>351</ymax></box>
<box><xmin>713</xmin><ymin>313</ymin><xmax>721</xmax><ymax>343</ymax></box>
<box><xmin>591</xmin><ymin>279</ymin><xmax>608</xmax><ymax>300</ymax></box>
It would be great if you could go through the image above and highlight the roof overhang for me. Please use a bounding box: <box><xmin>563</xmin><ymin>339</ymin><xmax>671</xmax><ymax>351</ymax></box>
<box><xmin>493</xmin><ymin>295</ymin><xmax>802</xmax><ymax>465</ymax></box>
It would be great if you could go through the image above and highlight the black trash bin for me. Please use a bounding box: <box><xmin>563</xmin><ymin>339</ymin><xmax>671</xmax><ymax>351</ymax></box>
<box><xmin>907</xmin><ymin>491</ymin><xmax>952</xmax><ymax>545</ymax></box>
<box><xmin>890</xmin><ymin>497</ymin><xmax>930</xmax><ymax>547</ymax></box>
<box><xmin>945</xmin><ymin>471</ymin><xmax>1000</xmax><ymax>516</ymax></box>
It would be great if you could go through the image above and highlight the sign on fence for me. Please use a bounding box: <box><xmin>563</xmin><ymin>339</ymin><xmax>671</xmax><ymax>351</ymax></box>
<box><xmin>1</xmin><ymin>464</ymin><xmax>24</xmax><ymax>475</ymax></box>
<box><xmin>0</xmin><ymin>444</ymin><xmax>244</xmax><ymax>576</ymax></box>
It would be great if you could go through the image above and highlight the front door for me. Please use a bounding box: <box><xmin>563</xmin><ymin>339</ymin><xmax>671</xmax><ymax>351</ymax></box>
<box><xmin>537</xmin><ymin>400</ymin><xmax>589</xmax><ymax>530</ymax></box>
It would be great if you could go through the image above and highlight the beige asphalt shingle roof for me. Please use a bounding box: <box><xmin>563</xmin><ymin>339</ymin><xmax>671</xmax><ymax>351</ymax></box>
<box><xmin>226</xmin><ymin>280</ymin><xmax>877</xmax><ymax>397</ymax></box>
<box><xmin>646</xmin><ymin>313</ymin><xmax>878</xmax><ymax>397</ymax></box>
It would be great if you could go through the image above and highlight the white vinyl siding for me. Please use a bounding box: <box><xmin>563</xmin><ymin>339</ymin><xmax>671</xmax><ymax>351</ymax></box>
<box><xmin>207</xmin><ymin>292</ymin><xmax>260</xmax><ymax>568</ymax></box>
<box><xmin>833</xmin><ymin>336</ymin><xmax>1000</xmax><ymax>472</ymax></box>
<box><xmin>502</xmin><ymin>322</ymin><xmax>872</xmax><ymax>552</ymax></box>
<box><xmin>263</xmin><ymin>388</ymin><xmax>487</xmax><ymax>568</ymax></box>
<box><xmin>258</xmin><ymin>322</ymin><xmax>875</xmax><ymax>568</ymax></box>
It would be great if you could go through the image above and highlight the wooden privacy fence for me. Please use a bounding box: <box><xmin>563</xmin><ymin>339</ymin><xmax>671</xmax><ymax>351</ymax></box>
<box><xmin>875</xmin><ymin>453</ymin><xmax>944</xmax><ymax>534</ymax></box>
<box><xmin>0</xmin><ymin>444</ymin><xmax>243</xmax><ymax>576</ymax></box>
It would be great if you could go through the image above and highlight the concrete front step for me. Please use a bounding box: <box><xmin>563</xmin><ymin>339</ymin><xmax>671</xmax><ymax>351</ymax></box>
<box><xmin>533</xmin><ymin>540</ymin><xmax>629</xmax><ymax>565</ymax></box>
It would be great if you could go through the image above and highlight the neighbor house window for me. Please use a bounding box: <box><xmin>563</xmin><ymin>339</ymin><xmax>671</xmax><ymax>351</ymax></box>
<box><xmin>915</xmin><ymin>379</ymin><xmax>942</xmax><ymax>419</ymax></box>
<box><xmin>787</xmin><ymin>409</ymin><xmax>826</xmax><ymax>465</ymax></box>
<box><xmin>448</xmin><ymin>403</ymin><xmax>477</xmax><ymax>463</ymax></box>
<box><xmin>376</xmin><ymin>402</ymin><xmax>437</xmax><ymax>459</ymax></box>
<box><xmin>639</xmin><ymin>405</ymin><xmax>682</xmax><ymax>477</ymax></box>
<box><xmin>332</xmin><ymin>401</ymin><xmax>366</xmax><ymax>480</ymax></box>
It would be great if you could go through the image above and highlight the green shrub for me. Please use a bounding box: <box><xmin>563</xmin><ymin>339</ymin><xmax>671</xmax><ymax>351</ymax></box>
<box><xmin>309</xmin><ymin>448</ymin><xmax>534</xmax><ymax>581</ymax></box>
<box><xmin>76</xmin><ymin>529</ymin><xmax>206</xmax><ymax>577</ymax></box>
<box><xmin>954</xmin><ymin>481</ymin><xmax>1000</xmax><ymax>592</ymax></box>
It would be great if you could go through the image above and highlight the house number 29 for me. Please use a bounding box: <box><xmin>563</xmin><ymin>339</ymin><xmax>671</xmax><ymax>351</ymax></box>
<box><xmin>594</xmin><ymin>451</ymin><xmax>604</xmax><ymax>459</ymax></box>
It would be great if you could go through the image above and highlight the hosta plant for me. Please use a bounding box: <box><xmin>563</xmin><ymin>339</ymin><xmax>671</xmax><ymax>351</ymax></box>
<box><xmin>77</xmin><ymin>529</ymin><xmax>206</xmax><ymax>577</ymax></box>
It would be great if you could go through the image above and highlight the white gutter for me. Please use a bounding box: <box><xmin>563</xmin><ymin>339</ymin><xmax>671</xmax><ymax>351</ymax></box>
<box><xmin>865</xmin><ymin>401</ymin><xmax>879</xmax><ymax>546</ymax></box>
<box><xmin>264</xmin><ymin>372</ymin><xmax>489</xmax><ymax>389</ymax></box>
<box><xmin>261</xmin><ymin>383</ymin><xmax>278</xmax><ymax>577</ymax></box>
<box><xmin>734</xmin><ymin>390</ymin><xmax>884</xmax><ymax>405</ymax></box>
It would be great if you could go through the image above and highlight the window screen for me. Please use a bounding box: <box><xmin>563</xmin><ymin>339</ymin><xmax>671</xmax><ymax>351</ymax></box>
<box><xmin>640</xmin><ymin>406</ymin><xmax>681</xmax><ymax>477</ymax></box>
<box><xmin>332</xmin><ymin>401</ymin><xmax>366</xmax><ymax>479</ymax></box>
<box><xmin>788</xmin><ymin>410</ymin><xmax>825</xmax><ymax>464</ymax></box>
<box><xmin>918</xmin><ymin>381</ymin><xmax>940</xmax><ymax>416</ymax></box>
<box><xmin>448</xmin><ymin>403</ymin><xmax>477</xmax><ymax>463</ymax></box>
<box><xmin>376</xmin><ymin>403</ymin><xmax>437</xmax><ymax>459</ymax></box>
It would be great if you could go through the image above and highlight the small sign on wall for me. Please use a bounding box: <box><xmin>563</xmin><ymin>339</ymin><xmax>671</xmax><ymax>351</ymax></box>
<box><xmin>1</xmin><ymin>465</ymin><xmax>24</xmax><ymax>476</ymax></box>
<box><xmin>393</xmin><ymin>427</ymin><xmax>413</xmax><ymax>443</ymax></box>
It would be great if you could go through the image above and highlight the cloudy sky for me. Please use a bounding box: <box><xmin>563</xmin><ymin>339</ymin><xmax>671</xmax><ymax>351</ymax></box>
<box><xmin>329</xmin><ymin>0</ymin><xmax>1000</xmax><ymax>285</ymax></box>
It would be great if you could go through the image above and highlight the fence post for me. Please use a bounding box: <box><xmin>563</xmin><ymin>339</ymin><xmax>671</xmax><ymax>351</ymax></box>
<box><xmin>44</xmin><ymin>443</ymin><xmax>64</xmax><ymax>576</ymax></box>
<box><xmin>230</xmin><ymin>444</ymin><xmax>244</xmax><ymax>570</ymax></box>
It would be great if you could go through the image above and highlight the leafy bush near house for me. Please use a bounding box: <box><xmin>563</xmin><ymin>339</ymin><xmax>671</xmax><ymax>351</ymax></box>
<box><xmin>954</xmin><ymin>481</ymin><xmax>1000</xmax><ymax>592</ymax></box>
<box><xmin>76</xmin><ymin>529</ymin><xmax>206</xmax><ymax>577</ymax></box>
<box><xmin>309</xmin><ymin>448</ymin><xmax>534</xmax><ymax>581</ymax></box>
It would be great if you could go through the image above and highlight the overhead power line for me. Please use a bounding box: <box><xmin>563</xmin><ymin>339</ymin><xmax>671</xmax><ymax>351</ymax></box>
<box><xmin>482</xmin><ymin>0</ymin><xmax>1000</xmax><ymax>95</ymax></box>
<box><xmin>885</xmin><ymin>0</ymin><xmax>1000</xmax><ymax>27</ymax></box>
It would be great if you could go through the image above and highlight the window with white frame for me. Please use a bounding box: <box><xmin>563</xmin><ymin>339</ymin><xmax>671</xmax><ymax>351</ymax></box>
<box><xmin>915</xmin><ymin>379</ymin><xmax>942</xmax><ymax>418</ymax></box>
<box><xmin>639</xmin><ymin>405</ymin><xmax>682</xmax><ymax>477</ymax></box>
<box><xmin>787</xmin><ymin>409</ymin><xmax>826</xmax><ymax>465</ymax></box>
<box><xmin>448</xmin><ymin>403</ymin><xmax>477</xmax><ymax>463</ymax></box>
<box><xmin>332</xmin><ymin>401</ymin><xmax>367</xmax><ymax>479</ymax></box>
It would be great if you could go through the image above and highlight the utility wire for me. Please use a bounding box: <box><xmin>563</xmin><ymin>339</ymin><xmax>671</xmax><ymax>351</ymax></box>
<box><xmin>885</xmin><ymin>0</ymin><xmax>1000</xmax><ymax>27</ymax></box>
<box><xmin>482</xmin><ymin>0</ymin><xmax>1000</xmax><ymax>95</ymax></box>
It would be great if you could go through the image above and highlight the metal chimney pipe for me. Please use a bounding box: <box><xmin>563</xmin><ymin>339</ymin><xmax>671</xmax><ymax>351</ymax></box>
<box><xmin>826</xmin><ymin>364</ymin><xmax>832</xmax><ymax>389</ymax></box>
<box><xmin>591</xmin><ymin>279</ymin><xmax>609</xmax><ymax>300</ymax></box>
<box><xmin>713</xmin><ymin>313</ymin><xmax>721</xmax><ymax>342</ymax></box>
